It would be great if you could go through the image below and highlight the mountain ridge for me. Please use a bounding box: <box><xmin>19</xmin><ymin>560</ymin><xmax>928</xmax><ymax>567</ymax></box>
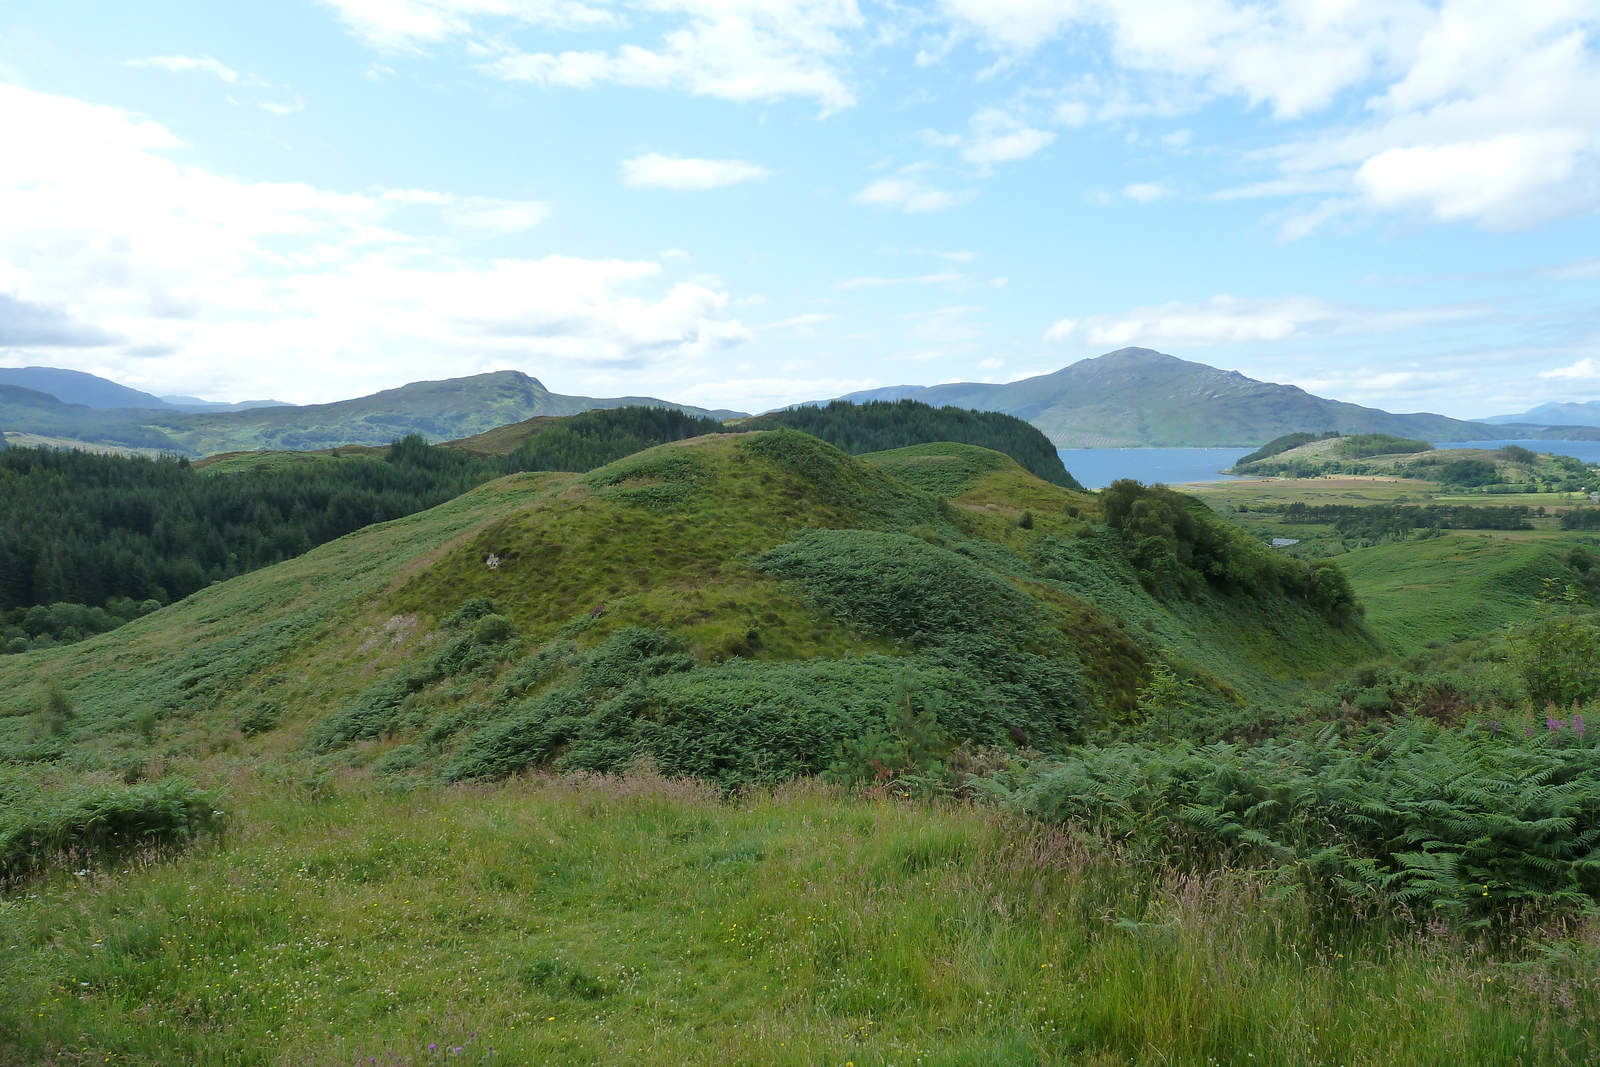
<box><xmin>825</xmin><ymin>348</ymin><xmax>1503</xmax><ymax>447</ymax></box>
<box><xmin>1</xmin><ymin>370</ymin><xmax>746</xmax><ymax>456</ymax></box>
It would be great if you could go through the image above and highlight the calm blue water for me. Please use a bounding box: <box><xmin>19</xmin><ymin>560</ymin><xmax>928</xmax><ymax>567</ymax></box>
<box><xmin>1057</xmin><ymin>448</ymin><xmax>1248</xmax><ymax>490</ymax></box>
<box><xmin>1058</xmin><ymin>439</ymin><xmax>1600</xmax><ymax>491</ymax></box>
<box><xmin>1436</xmin><ymin>440</ymin><xmax>1600</xmax><ymax>464</ymax></box>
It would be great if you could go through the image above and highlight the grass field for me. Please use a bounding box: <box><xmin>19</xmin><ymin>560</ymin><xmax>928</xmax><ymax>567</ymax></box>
<box><xmin>1336</xmin><ymin>532</ymin><xmax>1592</xmax><ymax>654</ymax></box>
<box><xmin>4</xmin><ymin>771</ymin><xmax>1596</xmax><ymax>1067</ymax></box>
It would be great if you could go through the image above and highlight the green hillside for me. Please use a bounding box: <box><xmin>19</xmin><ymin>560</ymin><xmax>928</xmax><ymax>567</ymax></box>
<box><xmin>0</xmin><ymin>434</ymin><xmax>1369</xmax><ymax>776</ymax></box>
<box><xmin>840</xmin><ymin>348</ymin><xmax>1499</xmax><ymax>447</ymax></box>
<box><xmin>8</xmin><ymin>435</ymin><xmax>1600</xmax><ymax>1064</ymax></box>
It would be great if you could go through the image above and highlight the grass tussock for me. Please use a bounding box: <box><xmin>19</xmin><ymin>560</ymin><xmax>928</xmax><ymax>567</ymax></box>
<box><xmin>3</xmin><ymin>770</ymin><xmax>1596</xmax><ymax>1066</ymax></box>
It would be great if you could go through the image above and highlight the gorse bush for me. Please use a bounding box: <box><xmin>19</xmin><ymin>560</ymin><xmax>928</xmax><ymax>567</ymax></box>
<box><xmin>995</xmin><ymin>717</ymin><xmax>1600</xmax><ymax>916</ymax></box>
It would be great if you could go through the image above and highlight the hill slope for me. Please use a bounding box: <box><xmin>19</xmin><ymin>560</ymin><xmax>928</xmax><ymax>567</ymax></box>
<box><xmin>833</xmin><ymin>348</ymin><xmax>1499</xmax><ymax>447</ymax></box>
<box><xmin>0</xmin><ymin>433</ymin><xmax>1373</xmax><ymax>794</ymax></box>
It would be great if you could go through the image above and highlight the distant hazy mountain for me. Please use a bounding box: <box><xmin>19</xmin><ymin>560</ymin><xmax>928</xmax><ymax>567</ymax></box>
<box><xmin>1483</xmin><ymin>401</ymin><xmax>1600</xmax><ymax>427</ymax></box>
<box><xmin>827</xmin><ymin>348</ymin><xmax>1500</xmax><ymax>447</ymax></box>
<box><xmin>0</xmin><ymin>367</ymin><xmax>176</xmax><ymax>410</ymax></box>
<box><xmin>159</xmin><ymin>395</ymin><xmax>294</xmax><ymax>413</ymax></box>
<box><xmin>1</xmin><ymin>370</ymin><xmax>744</xmax><ymax>457</ymax></box>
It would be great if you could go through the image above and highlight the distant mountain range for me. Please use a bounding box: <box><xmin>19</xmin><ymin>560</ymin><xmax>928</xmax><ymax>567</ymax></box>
<box><xmin>0</xmin><ymin>369</ymin><xmax>744</xmax><ymax>457</ymax></box>
<box><xmin>1484</xmin><ymin>400</ymin><xmax>1600</xmax><ymax>428</ymax></box>
<box><xmin>7</xmin><ymin>351</ymin><xmax>1598</xmax><ymax>457</ymax></box>
<box><xmin>0</xmin><ymin>367</ymin><xmax>289</xmax><ymax>412</ymax></box>
<box><xmin>817</xmin><ymin>348</ymin><xmax>1513</xmax><ymax>448</ymax></box>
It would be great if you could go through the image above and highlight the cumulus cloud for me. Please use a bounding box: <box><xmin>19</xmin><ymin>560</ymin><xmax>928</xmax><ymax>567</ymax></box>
<box><xmin>1540</xmin><ymin>357</ymin><xmax>1600</xmax><ymax>380</ymax></box>
<box><xmin>1043</xmin><ymin>294</ymin><xmax>1484</xmax><ymax>347</ymax></box>
<box><xmin>126</xmin><ymin>55</ymin><xmax>240</xmax><ymax>82</ymax></box>
<box><xmin>621</xmin><ymin>153</ymin><xmax>771</xmax><ymax>190</ymax></box>
<box><xmin>939</xmin><ymin>0</ymin><xmax>1600</xmax><ymax>233</ymax></box>
<box><xmin>0</xmin><ymin>83</ymin><xmax>751</xmax><ymax>402</ymax></box>
<box><xmin>852</xmin><ymin>169</ymin><xmax>973</xmax><ymax>213</ymax></box>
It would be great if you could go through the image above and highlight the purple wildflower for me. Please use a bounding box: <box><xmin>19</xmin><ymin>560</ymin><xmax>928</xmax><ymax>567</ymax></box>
<box><xmin>1490</xmin><ymin>720</ymin><xmax>1501</xmax><ymax>733</ymax></box>
<box><xmin>429</xmin><ymin>1044</ymin><xmax>437</xmax><ymax>1052</ymax></box>
<box><xmin>1548</xmin><ymin>716</ymin><xmax>1563</xmax><ymax>731</ymax></box>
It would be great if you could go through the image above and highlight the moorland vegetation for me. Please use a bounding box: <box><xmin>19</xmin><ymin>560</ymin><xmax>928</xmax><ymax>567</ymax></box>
<box><xmin>2</xmin><ymin>417</ymin><xmax>1599</xmax><ymax>1064</ymax></box>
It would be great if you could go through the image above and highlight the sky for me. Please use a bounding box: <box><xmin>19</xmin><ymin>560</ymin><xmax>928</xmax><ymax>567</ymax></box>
<box><xmin>0</xmin><ymin>0</ymin><xmax>1597</xmax><ymax>419</ymax></box>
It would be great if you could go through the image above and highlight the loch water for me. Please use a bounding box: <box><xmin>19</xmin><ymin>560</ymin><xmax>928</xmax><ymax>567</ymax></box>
<box><xmin>1058</xmin><ymin>439</ymin><xmax>1600</xmax><ymax>491</ymax></box>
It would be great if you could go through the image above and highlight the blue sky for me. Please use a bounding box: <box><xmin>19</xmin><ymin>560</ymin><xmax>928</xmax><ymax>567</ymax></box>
<box><xmin>0</xmin><ymin>0</ymin><xmax>1597</xmax><ymax>418</ymax></box>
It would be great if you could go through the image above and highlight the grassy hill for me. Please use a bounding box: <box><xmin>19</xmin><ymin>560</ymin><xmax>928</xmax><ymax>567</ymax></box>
<box><xmin>835</xmin><ymin>348</ymin><xmax>1499</xmax><ymax>447</ymax></box>
<box><xmin>8</xmin><ymin>435</ymin><xmax>1600</xmax><ymax>1064</ymax></box>
<box><xmin>1232</xmin><ymin>437</ymin><xmax>1600</xmax><ymax>492</ymax></box>
<box><xmin>0</xmin><ymin>372</ymin><xmax>744</xmax><ymax>458</ymax></box>
<box><xmin>0</xmin><ymin>434</ymin><xmax>1370</xmax><ymax>783</ymax></box>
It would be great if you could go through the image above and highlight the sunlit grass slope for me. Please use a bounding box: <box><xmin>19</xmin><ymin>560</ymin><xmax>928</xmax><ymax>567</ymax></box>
<box><xmin>1339</xmin><ymin>532</ymin><xmax>1592</xmax><ymax>653</ymax></box>
<box><xmin>5</xmin><ymin>772</ymin><xmax>1594</xmax><ymax>1067</ymax></box>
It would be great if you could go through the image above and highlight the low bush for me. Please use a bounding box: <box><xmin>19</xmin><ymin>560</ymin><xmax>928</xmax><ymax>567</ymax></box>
<box><xmin>0</xmin><ymin>777</ymin><xmax>221</xmax><ymax>879</ymax></box>
<box><xmin>993</xmin><ymin>718</ymin><xmax>1600</xmax><ymax>916</ymax></box>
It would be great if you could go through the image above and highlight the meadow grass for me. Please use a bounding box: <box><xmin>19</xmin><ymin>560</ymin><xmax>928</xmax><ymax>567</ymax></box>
<box><xmin>1336</xmin><ymin>533</ymin><xmax>1594</xmax><ymax>653</ymax></box>
<box><xmin>3</xmin><ymin>770</ymin><xmax>1595</xmax><ymax>1067</ymax></box>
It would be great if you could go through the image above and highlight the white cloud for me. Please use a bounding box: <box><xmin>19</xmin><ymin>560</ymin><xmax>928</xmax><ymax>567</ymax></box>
<box><xmin>1121</xmin><ymin>181</ymin><xmax>1171</xmax><ymax>202</ymax></box>
<box><xmin>0</xmin><ymin>83</ymin><xmax>751</xmax><ymax>403</ymax></box>
<box><xmin>127</xmin><ymin>55</ymin><xmax>240</xmax><ymax>82</ymax></box>
<box><xmin>834</xmin><ymin>272</ymin><xmax>964</xmax><ymax>290</ymax></box>
<box><xmin>477</xmin><ymin>0</ymin><xmax>860</xmax><ymax>111</ymax></box>
<box><xmin>320</xmin><ymin>0</ymin><xmax>618</xmax><ymax>52</ymax></box>
<box><xmin>923</xmin><ymin>108</ymin><xmax>1055</xmax><ymax>167</ymax></box>
<box><xmin>940</xmin><ymin>0</ymin><xmax>1600</xmax><ymax>232</ymax></box>
<box><xmin>1540</xmin><ymin>357</ymin><xmax>1600</xmax><ymax>380</ymax></box>
<box><xmin>1044</xmin><ymin>293</ymin><xmax>1484</xmax><ymax>347</ymax></box>
<box><xmin>936</xmin><ymin>250</ymin><xmax>976</xmax><ymax>261</ymax></box>
<box><xmin>852</xmin><ymin>169</ymin><xmax>973</xmax><ymax>213</ymax></box>
<box><xmin>621</xmin><ymin>153</ymin><xmax>771</xmax><ymax>190</ymax></box>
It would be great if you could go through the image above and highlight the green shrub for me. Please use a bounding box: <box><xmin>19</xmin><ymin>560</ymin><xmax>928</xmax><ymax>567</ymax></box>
<box><xmin>1440</xmin><ymin>458</ymin><xmax>1501</xmax><ymax>487</ymax></box>
<box><xmin>1510</xmin><ymin>614</ymin><xmax>1600</xmax><ymax>707</ymax></box>
<box><xmin>0</xmin><ymin>778</ymin><xmax>222</xmax><ymax>879</ymax></box>
<box><xmin>995</xmin><ymin>718</ymin><xmax>1600</xmax><ymax>915</ymax></box>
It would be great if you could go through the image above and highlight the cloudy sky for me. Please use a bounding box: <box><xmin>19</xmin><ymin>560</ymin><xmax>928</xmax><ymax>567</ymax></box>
<box><xmin>1</xmin><ymin>0</ymin><xmax>1597</xmax><ymax>417</ymax></box>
